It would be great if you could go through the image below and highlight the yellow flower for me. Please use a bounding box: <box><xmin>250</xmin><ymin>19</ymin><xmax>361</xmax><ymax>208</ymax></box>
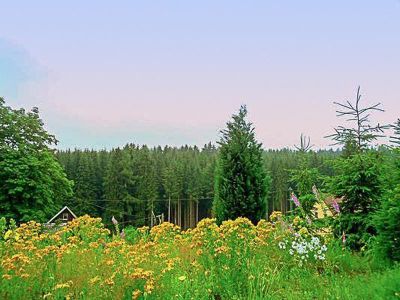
<box><xmin>132</xmin><ymin>290</ymin><xmax>142</xmax><ymax>300</ymax></box>
<box><xmin>178</xmin><ymin>275</ymin><xmax>186</xmax><ymax>281</ymax></box>
<box><xmin>54</xmin><ymin>281</ymin><xmax>73</xmax><ymax>289</ymax></box>
<box><xmin>270</xmin><ymin>211</ymin><xmax>282</xmax><ymax>222</ymax></box>
<box><xmin>293</xmin><ymin>216</ymin><xmax>301</xmax><ymax>226</ymax></box>
<box><xmin>299</xmin><ymin>227</ymin><xmax>309</xmax><ymax>236</ymax></box>
<box><xmin>104</xmin><ymin>277</ymin><xmax>114</xmax><ymax>286</ymax></box>
<box><xmin>2</xmin><ymin>274</ymin><xmax>12</xmax><ymax>280</ymax></box>
<box><xmin>89</xmin><ymin>276</ymin><xmax>101</xmax><ymax>285</ymax></box>
<box><xmin>4</xmin><ymin>230</ymin><xmax>12</xmax><ymax>240</ymax></box>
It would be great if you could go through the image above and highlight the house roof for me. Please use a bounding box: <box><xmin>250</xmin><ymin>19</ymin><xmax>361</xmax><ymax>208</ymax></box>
<box><xmin>47</xmin><ymin>206</ymin><xmax>77</xmax><ymax>224</ymax></box>
<box><xmin>323</xmin><ymin>196</ymin><xmax>343</xmax><ymax>206</ymax></box>
<box><xmin>322</xmin><ymin>196</ymin><xmax>343</xmax><ymax>215</ymax></box>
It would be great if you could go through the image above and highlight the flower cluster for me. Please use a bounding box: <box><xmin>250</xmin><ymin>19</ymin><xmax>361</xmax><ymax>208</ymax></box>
<box><xmin>1</xmin><ymin>212</ymin><xmax>333</xmax><ymax>298</ymax></box>
<box><xmin>279</xmin><ymin>234</ymin><xmax>328</xmax><ymax>266</ymax></box>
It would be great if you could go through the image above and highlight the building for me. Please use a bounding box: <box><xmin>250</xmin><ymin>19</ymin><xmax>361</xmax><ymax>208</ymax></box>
<box><xmin>313</xmin><ymin>196</ymin><xmax>343</xmax><ymax>219</ymax></box>
<box><xmin>46</xmin><ymin>206</ymin><xmax>77</xmax><ymax>226</ymax></box>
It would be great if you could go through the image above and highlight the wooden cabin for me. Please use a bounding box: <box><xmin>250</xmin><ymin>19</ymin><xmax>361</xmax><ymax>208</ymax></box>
<box><xmin>46</xmin><ymin>206</ymin><xmax>77</xmax><ymax>226</ymax></box>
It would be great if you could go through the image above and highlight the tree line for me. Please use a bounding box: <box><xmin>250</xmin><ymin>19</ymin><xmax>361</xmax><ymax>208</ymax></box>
<box><xmin>1</xmin><ymin>87</ymin><xmax>399</xmax><ymax>262</ymax></box>
<box><xmin>55</xmin><ymin>142</ymin><xmax>338</xmax><ymax>228</ymax></box>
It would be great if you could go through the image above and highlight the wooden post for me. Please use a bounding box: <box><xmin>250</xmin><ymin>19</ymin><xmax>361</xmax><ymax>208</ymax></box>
<box><xmin>168</xmin><ymin>197</ymin><xmax>171</xmax><ymax>222</ymax></box>
<box><xmin>196</xmin><ymin>200</ymin><xmax>199</xmax><ymax>226</ymax></box>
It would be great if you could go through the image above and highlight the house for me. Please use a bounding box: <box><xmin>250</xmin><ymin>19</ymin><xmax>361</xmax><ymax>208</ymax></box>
<box><xmin>46</xmin><ymin>206</ymin><xmax>77</xmax><ymax>226</ymax></box>
<box><xmin>313</xmin><ymin>196</ymin><xmax>343</xmax><ymax>219</ymax></box>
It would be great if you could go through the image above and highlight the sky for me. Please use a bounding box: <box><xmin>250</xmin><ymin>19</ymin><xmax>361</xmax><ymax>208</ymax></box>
<box><xmin>0</xmin><ymin>1</ymin><xmax>399</xmax><ymax>150</ymax></box>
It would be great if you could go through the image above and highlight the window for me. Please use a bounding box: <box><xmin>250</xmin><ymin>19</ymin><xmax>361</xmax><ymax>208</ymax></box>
<box><xmin>62</xmin><ymin>212</ymin><xmax>69</xmax><ymax>221</ymax></box>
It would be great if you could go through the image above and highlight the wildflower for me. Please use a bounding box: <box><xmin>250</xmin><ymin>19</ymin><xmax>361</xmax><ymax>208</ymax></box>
<box><xmin>290</xmin><ymin>193</ymin><xmax>301</xmax><ymax>207</ymax></box>
<box><xmin>332</xmin><ymin>200</ymin><xmax>340</xmax><ymax>214</ymax></box>
<box><xmin>2</xmin><ymin>274</ymin><xmax>12</xmax><ymax>280</ymax></box>
<box><xmin>4</xmin><ymin>230</ymin><xmax>12</xmax><ymax>240</ymax></box>
<box><xmin>178</xmin><ymin>275</ymin><xmax>186</xmax><ymax>281</ymax></box>
<box><xmin>311</xmin><ymin>237</ymin><xmax>320</xmax><ymax>245</ymax></box>
<box><xmin>89</xmin><ymin>276</ymin><xmax>101</xmax><ymax>285</ymax></box>
<box><xmin>112</xmin><ymin>216</ymin><xmax>118</xmax><ymax>225</ymax></box>
<box><xmin>269</xmin><ymin>211</ymin><xmax>282</xmax><ymax>222</ymax></box>
<box><xmin>312</xmin><ymin>185</ymin><xmax>320</xmax><ymax>201</ymax></box>
<box><xmin>120</xmin><ymin>229</ymin><xmax>125</xmax><ymax>239</ymax></box>
<box><xmin>342</xmin><ymin>231</ymin><xmax>346</xmax><ymax>244</ymax></box>
<box><xmin>293</xmin><ymin>216</ymin><xmax>301</xmax><ymax>226</ymax></box>
<box><xmin>299</xmin><ymin>227</ymin><xmax>308</xmax><ymax>236</ymax></box>
<box><xmin>278</xmin><ymin>241</ymin><xmax>286</xmax><ymax>249</ymax></box>
<box><xmin>132</xmin><ymin>290</ymin><xmax>142</xmax><ymax>300</ymax></box>
<box><xmin>144</xmin><ymin>279</ymin><xmax>155</xmax><ymax>294</ymax></box>
<box><xmin>55</xmin><ymin>281</ymin><xmax>73</xmax><ymax>289</ymax></box>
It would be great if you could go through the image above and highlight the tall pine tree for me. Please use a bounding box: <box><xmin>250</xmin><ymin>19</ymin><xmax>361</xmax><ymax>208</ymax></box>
<box><xmin>213</xmin><ymin>105</ymin><xmax>269</xmax><ymax>224</ymax></box>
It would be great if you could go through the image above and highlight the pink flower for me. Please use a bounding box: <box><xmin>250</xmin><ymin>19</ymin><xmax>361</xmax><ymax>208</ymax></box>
<box><xmin>342</xmin><ymin>231</ymin><xmax>346</xmax><ymax>244</ymax></box>
<box><xmin>291</xmin><ymin>193</ymin><xmax>301</xmax><ymax>207</ymax></box>
<box><xmin>111</xmin><ymin>216</ymin><xmax>118</xmax><ymax>225</ymax></box>
<box><xmin>332</xmin><ymin>200</ymin><xmax>340</xmax><ymax>214</ymax></box>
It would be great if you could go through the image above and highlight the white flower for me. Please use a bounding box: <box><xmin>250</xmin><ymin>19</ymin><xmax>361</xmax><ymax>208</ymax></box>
<box><xmin>311</xmin><ymin>237</ymin><xmax>320</xmax><ymax>245</ymax></box>
<box><xmin>278</xmin><ymin>242</ymin><xmax>286</xmax><ymax>249</ymax></box>
<box><xmin>321</xmin><ymin>245</ymin><xmax>327</xmax><ymax>252</ymax></box>
<box><xmin>289</xmin><ymin>249</ymin><xmax>294</xmax><ymax>255</ymax></box>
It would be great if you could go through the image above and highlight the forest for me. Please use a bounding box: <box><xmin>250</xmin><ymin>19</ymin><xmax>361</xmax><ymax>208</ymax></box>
<box><xmin>55</xmin><ymin>143</ymin><xmax>338</xmax><ymax>228</ymax></box>
<box><xmin>1</xmin><ymin>89</ymin><xmax>400</xmax><ymax>299</ymax></box>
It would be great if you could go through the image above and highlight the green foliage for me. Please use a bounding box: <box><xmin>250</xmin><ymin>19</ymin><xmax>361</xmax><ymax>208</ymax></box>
<box><xmin>374</xmin><ymin>187</ymin><xmax>400</xmax><ymax>262</ymax></box>
<box><xmin>390</xmin><ymin>119</ymin><xmax>400</xmax><ymax>146</ymax></box>
<box><xmin>374</xmin><ymin>149</ymin><xmax>400</xmax><ymax>262</ymax></box>
<box><xmin>0</xmin><ymin>98</ymin><xmax>73</xmax><ymax>222</ymax></box>
<box><xmin>289</xmin><ymin>155</ymin><xmax>323</xmax><ymax>213</ymax></box>
<box><xmin>213</xmin><ymin>105</ymin><xmax>269</xmax><ymax>224</ymax></box>
<box><xmin>329</xmin><ymin>151</ymin><xmax>382</xmax><ymax>250</ymax></box>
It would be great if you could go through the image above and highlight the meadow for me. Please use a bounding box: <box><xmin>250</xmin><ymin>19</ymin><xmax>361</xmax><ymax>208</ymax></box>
<box><xmin>1</xmin><ymin>213</ymin><xmax>399</xmax><ymax>300</ymax></box>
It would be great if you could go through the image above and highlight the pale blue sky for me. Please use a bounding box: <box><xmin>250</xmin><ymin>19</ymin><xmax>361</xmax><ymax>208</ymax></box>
<box><xmin>1</xmin><ymin>1</ymin><xmax>399</xmax><ymax>149</ymax></box>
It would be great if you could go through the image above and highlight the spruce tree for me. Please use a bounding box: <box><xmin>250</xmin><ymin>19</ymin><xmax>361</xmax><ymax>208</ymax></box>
<box><xmin>390</xmin><ymin>119</ymin><xmax>400</xmax><ymax>146</ymax></box>
<box><xmin>327</xmin><ymin>87</ymin><xmax>387</xmax><ymax>250</ymax></box>
<box><xmin>213</xmin><ymin>105</ymin><xmax>269</xmax><ymax>224</ymax></box>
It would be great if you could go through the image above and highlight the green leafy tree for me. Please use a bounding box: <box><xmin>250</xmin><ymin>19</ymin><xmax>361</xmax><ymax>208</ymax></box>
<box><xmin>0</xmin><ymin>97</ymin><xmax>73</xmax><ymax>222</ymax></box>
<box><xmin>213</xmin><ymin>105</ymin><xmax>269</xmax><ymax>224</ymax></box>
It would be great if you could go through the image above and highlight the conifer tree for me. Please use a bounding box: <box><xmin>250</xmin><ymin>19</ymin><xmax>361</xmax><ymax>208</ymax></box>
<box><xmin>390</xmin><ymin>119</ymin><xmax>400</xmax><ymax>146</ymax></box>
<box><xmin>327</xmin><ymin>87</ymin><xmax>387</xmax><ymax>250</ymax></box>
<box><xmin>213</xmin><ymin>105</ymin><xmax>269</xmax><ymax>224</ymax></box>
